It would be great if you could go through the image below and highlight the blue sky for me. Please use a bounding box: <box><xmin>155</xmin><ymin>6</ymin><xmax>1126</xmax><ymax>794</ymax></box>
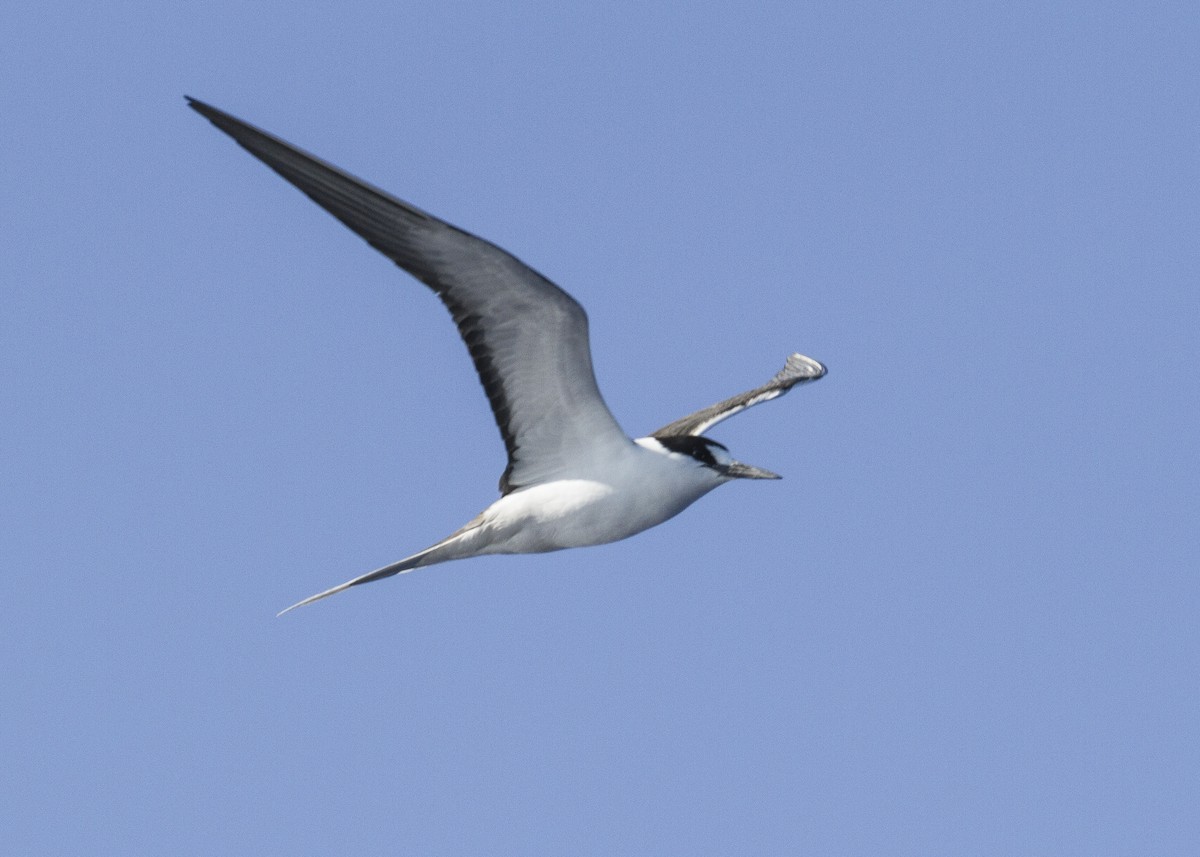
<box><xmin>3</xmin><ymin>1</ymin><xmax>1197</xmax><ymax>854</ymax></box>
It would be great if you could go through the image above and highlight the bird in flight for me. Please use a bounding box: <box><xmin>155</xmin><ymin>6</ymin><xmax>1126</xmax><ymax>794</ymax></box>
<box><xmin>187</xmin><ymin>98</ymin><xmax>827</xmax><ymax>615</ymax></box>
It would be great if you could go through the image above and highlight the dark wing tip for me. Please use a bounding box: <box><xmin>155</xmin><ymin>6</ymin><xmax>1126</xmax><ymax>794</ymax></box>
<box><xmin>185</xmin><ymin>97</ymin><xmax>249</xmax><ymax>137</ymax></box>
<box><xmin>184</xmin><ymin>95</ymin><xmax>212</xmax><ymax>114</ymax></box>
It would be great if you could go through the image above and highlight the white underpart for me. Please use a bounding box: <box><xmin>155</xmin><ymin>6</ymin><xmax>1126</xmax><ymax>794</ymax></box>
<box><xmin>467</xmin><ymin>437</ymin><xmax>727</xmax><ymax>554</ymax></box>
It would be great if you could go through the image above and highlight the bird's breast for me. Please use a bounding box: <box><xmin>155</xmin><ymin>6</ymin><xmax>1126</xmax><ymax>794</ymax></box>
<box><xmin>477</xmin><ymin>447</ymin><xmax>721</xmax><ymax>553</ymax></box>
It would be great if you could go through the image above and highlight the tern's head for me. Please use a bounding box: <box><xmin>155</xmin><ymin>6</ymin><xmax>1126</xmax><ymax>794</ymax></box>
<box><xmin>650</xmin><ymin>435</ymin><xmax>781</xmax><ymax>481</ymax></box>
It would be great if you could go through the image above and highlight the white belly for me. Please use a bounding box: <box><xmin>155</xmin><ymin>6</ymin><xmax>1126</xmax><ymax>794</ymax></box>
<box><xmin>470</xmin><ymin>443</ymin><xmax>723</xmax><ymax>554</ymax></box>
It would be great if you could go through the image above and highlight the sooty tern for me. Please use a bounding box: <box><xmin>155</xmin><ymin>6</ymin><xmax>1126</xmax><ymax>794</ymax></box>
<box><xmin>187</xmin><ymin>98</ymin><xmax>827</xmax><ymax>614</ymax></box>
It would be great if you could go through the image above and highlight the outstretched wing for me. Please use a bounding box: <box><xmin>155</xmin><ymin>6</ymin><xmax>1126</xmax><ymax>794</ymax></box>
<box><xmin>188</xmin><ymin>98</ymin><xmax>630</xmax><ymax>493</ymax></box>
<box><xmin>651</xmin><ymin>353</ymin><xmax>826</xmax><ymax>438</ymax></box>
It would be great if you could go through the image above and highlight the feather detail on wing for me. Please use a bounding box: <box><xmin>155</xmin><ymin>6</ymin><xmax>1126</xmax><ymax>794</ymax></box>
<box><xmin>651</xmin><ymin>353</ymin><xmax>826</xmax><ymax>438</ymax></box>
<box><xmin>188</xmin><ymin>98</ymin><xmax>630</xmax><ymax>494</ymax></box>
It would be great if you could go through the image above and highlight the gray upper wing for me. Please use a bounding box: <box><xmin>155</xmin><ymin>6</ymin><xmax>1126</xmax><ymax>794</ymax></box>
<box><xmin>651</xmin><ymin>353</ymin><xmax>826</xmax><ymax>438</ymax></box>
<box><xmin>188</xmin><ymin>98</ymin><xmax>630</xmax><ymax>493</ymax></box>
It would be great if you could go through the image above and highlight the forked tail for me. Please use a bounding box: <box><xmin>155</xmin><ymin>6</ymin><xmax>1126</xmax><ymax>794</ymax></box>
<box><xmin>277</xmin><ymin>518</ymin><xmax>485</xmax><ymax>616</ymax></box>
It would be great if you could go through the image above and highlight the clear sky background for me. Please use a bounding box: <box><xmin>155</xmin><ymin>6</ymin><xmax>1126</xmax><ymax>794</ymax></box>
<box><xmin>3</xmin><ymin>2</ymin><xmax>1197</xmax><ymax>854</ymax></box>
